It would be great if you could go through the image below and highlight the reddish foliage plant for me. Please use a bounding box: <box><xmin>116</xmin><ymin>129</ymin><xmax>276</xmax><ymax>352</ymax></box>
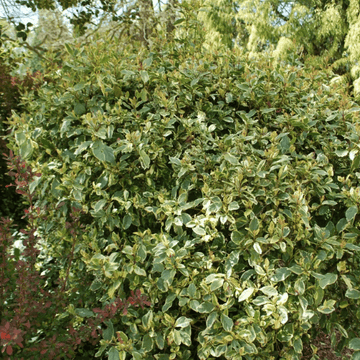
<box><xmin>0</xmin><ymin>150</ymin><xmax>151</xmax><ymax>359</ymax></box>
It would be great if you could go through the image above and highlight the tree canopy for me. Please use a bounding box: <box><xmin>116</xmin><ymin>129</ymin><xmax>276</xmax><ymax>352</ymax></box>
<box><xmin>199</xmin><ymin>0</ymin><xmax>359</xmax><ymax>97</ymax></box>
<box><xmin>1</xmin><ymin>0</ymin><xmax>359</xmax><ymax>100</ymax></box>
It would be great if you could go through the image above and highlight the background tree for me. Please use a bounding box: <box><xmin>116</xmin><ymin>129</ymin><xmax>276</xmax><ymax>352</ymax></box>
<box><xmin>198</xmin><ymin>0</ymin><xmax>359</xmax><ymax>98</ymax></box>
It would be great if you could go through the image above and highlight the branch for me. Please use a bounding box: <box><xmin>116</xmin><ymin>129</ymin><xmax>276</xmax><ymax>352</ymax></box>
<box><xmin>273</xmin><ymin>5</ymin><xmax>289</xmax><ymax>23</ymax></box>
<box><xmin>2</xmin><ymin>36</ymin><xmax>51</xmax><ymax>62</ymax></box>
<box><xmin>84</xmin><ymin>15</ymin><xmax>106</xmax><ymax>41</ymax></box>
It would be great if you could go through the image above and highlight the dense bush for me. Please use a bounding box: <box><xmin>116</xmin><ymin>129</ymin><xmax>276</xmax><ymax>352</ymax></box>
<box><xmin>0</xmin><ymin>53</ymin><xmax>34</xmax><ymax>228</ymax></box>
<box><xmin>0</xmin><ymin>37</ymin><xmax>61</xmax><ymax>228</ymax></box>
<box><xmin>3</xmin><ymin>31</ymin><xmax>360</xmax><ymax>359</ymax></box>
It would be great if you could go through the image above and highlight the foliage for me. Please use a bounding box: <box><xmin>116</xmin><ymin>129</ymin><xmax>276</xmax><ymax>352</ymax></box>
<box><xmin>198</xmin><ymin>0</ymin><xmax>360</xmax><ymax>99</ymax></box>
<box><xmin>0</xmin><ymin>41</ymin><xmax>38</xmax><ymax>228</ymax></box>
<box><xmin>3</xmin><ymin>23</ymin><xmax>360</xmax><ymax>360</ymax></box>
<box><xmin>0</xmin><ymin>0</ymin><xmax>181</xmax><ymax>44</ymax></box>
<box><xmin>0</xmin><ymin>150</ymin><xmax>151</xmax><ymax>359</ymax></box>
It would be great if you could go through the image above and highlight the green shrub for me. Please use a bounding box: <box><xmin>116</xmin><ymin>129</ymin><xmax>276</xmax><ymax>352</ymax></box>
<box><xmin>0</xmin><ymin>53</ymin><xmax>34</xmax><ymax>229</ymax></box>
<box><xmin>4</xmin><ymin>32</ymin><xmax>360</xmax><ymax>359</ymax></box>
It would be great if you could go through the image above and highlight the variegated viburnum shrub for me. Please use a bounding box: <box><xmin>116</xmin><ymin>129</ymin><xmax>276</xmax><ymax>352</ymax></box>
<box><xmin>4</xmin><ymin>29</ymin><xmax>360</xmax><ymax>359</ymax></box>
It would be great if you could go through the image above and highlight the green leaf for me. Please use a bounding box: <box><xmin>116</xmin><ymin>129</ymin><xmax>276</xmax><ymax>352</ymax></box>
<box><xmin>319</xmin><ymin>273</ymin><xmax>338</xmax><ymax>289</ymax></box>
<box><xmin>254</xmin><ymin>264</ymin><xmax>266</xmax><ymax>275</ymax></box>
<box><xmin>175</xmin><ymin>316</ymin><xmax>192</xmax><ymax>328</ymax></box>
<box><xmin>121</xmin><ymin>69</ymin><xmax>135</xmax><ymax>76</ymax></box>
<box><xmin>317</xmin><ymin>299</ymin><xmax>336</xmax><ymax>314</ymax></box>
<box><xmin>289</xmin><ymin>265</ymin><xmax>303</xmax><ymax>274</ymax></box>
<box><xmin>173</xmin><ymin>329</ymin><xmax>182</xmax><ymax>345</ymax></box>
<box><xmin>260</xmin><ymin>286</ymin><xmax>278</xmax><ymax>297</ymax></box>
<box><xmin>299</xmin><ymin>295</ymin><xmax>308</xmax><ymax>311</ymax></box>
<box><xmin>294</xmin><ymin>338</ymin><xmax>303</xmax><ymax>353</ymax></box>
<box><xmin>155</xmin><ymin>332</ymin><xmax>165</xmax><ymax>350</ymax></box>
<box><xmin>335</xmin><ymin>150</ymin><xmax>348</xmax><ymax>157</ymax></box>
<box><xmin>351</xmin><ymin>351</ymin><xmax>360</xmax><ymax>360</ymax></box>
<box><xmin>162</xmin><ymin>269</ymin><xmax>176</xmax><ymax>283</ymax></box>
<box><xmin>346</xmin><ymin>289</ymin><xmax>360</xmax><ymax>299</ymax></box>
<box><xmin>142</xmin><ymin>310</ymin><xmax>153</xmax><ymax>330</ymax></box>
<box><xmin>134</xmin><ymin>265</ymin><xmax>146</xmax><ymax>276</ymax></box>
<box><xmin>210</xmin><ymin>278</ymin><xmax>224</xmax><ymax>292</ymax></box>
<box><xmin>163</xmin><ymin>293</ymin><xmax>176</xmax><ymax>312</ymax></box>
<box><xmin>349</xmin><ymin>339</ymin><xmax>360</xmax><ymax>351</ymax></box>
<box><xmin>29</xmin><ymin>175</ymin><xmax>41</xmax><ymax>194</ymax></box>
<box><xmin>249</xmin><ymin>217</ymin><xmax>259</xmax><ymax>231</ymax></box>
<box><xmin>139</xmin><ymin>150</ymin><xmax>150</xmax><ymax>169</ymax></box>
<box><xmin>351</xmin><ymin>154</ymin><xmax>360</xmax><ymax>171</ymax></box>
<box><xmin>74</xmin><ymin>140</ymin><xmax>92</xmax><ymax>155</ymax></box>
<box><xmin>169</xmin><ymin>156</ymin><xmax>182</xmax><ymax>166</ymax></box>
<box><xmin>280</xmin><ymin>135</ymin><xmax>291</xmax><ymax>153</ymax></box>
<box><xmin>174</xmin><ymin>18</ymin><xmax>185</xmax><ymax>25</ymax></box>
<box><xmin>123</xmin><ymin>214</ymin><xmax>132</xmax><ymax>229</ymax></box>
<box><xmin>95</xmin><ymin>345</ymin><xmax>107</xmax><ymax>357</ymax></box>
<box><xmin>253</xmin><ymin>242</ymin><xmax>262</xmax><ymax>254</ymax></box>
<box><xmin>282</xmin><ymin>227</ymin><xmax>290</xmax><ymax>237</ymax></box>
<box><xmin>238</xmin><ymin>287</ymin><xmax>254</xmax><ymax>302</ymax></box>
<box><xmin>74</xmin><ymin>308</ymin><xmax>94</xmax><ymax>317</ymax></box>
<box><xmin>19</xmin><ymin>139</ymin><xmax>33</xmax><ymax>159</ymax></box>
<box><xmin>74</xmin><ymin>82</ymin><xmax>86</xmax><ymax>91</ymax></box>
<box><xmin>108</xmin><ymin>347</ymin><xmax>120</xmax><ymax>360</ymax></box>
<box><xmin>65</xmin><ymin>42</ymin><xmax>74</xmax><ymax>56</ymax></box>
<box><xmin>189</xmin><ymin>300</ymin><xmax>200</xmax><ymax>311</ymax></box>
<box><xmin>142</xmin><ymin>334</ymin><xmax>153</xmax><ymax>352</ymax></box>
<box><xmin>225</xmin><ymin>93</ymin><xmax>233</xmax><ymax>103</ymax></box>
<box><xmin>288</xmin><ymin>72</ymin><xmax>296</xmax><ymax>83</ymax></box>
<box><xmin>155</xmin><ymin>355</ymin><xmax>170</xmax><ymax>360</ymax></box>
<box><xmin>345</xmin><ymin>243</ymin><xmax>360</xmax><ymax>251</ymax></box>
<box><xmin>228</xmin><ymin>201</ymin><xmax>240</xmax><ymax>211</ymax></box>
<box><xmin>92</xmin><ymin>140</ymin><xmax>116</xmax><ymax>164</ymax></box>
<box><xmin>190</xmin><ymin>78</ymin><xmax>199</xmax><ymax>87</ymax></box>
<box><xmin>261</xmin><ymin>108</ymin><xmax>276</xmax><ymax>114</ymax></box>
<box><xmin>193</xmin><ymin>226</ymin><xmax>206</xmax><ymax>236</ymax></box>
<box><xmin>206</xmin><ymin>312</ymin><xmax>218</xmax><ymax>329</ymax></box>
<box><xmin>335</xmin><ymin>323</ymin><xmax>348</xmax><ymax>338</ymax></box>
<box><xmin>93</xmin><ymin>199</ymin><xmax>107</xmax><ymax>212</ymax></box>
<box><xmin>237</xmin><ymin>83</ymin><xmax>250</xmax><ymax>91</ymax></box>
<box><xmin>294</xmin><ymin>279</ymin><xmax>305</xmax><ymax>295</ymax></box>
<box><xmin>187</xmin><ymin>283</ymin><xmax>196</xmax><ymax>298</ymax></box>
<box><xmin>197</xmin><ymin>302</ymin><xmax>215</xmax><ymax>313</ymax></box>
<box><xmin>90</xmin><ymin>279</ymin><xmax>102</xmax><ymax>291</ymax></box>
<box><xmin>270</xmin><ymin>268</ymin><xmax>291</xmax><ymax>282</ymax></box>
<box><xmin>143</xmin><ymin>57</ymin><xmax>153</xmax><ymax>67</ymax></box>
<box><xmin>74</xmin><ymin>103</ymin><xmax>86</xmax><ymax>115</ymax></box>
<box><xmin>346</xmin><ymin>206</ymin><xmax>358</xmax><ymax>222</ymax></box>
<box><xmin>103</xmin><ymin>320</ymin><xmax>114</xmax><ymax>340</ymax></box>
<box><xmin>15</xmin><ymin>131</ymin><xmax>26</xmax><ymax>145</ymax></box>
<box><xmin>224</xmin><ymin>153</ymin><xmax>239</xmax><ymax>165</ymax></box>
<box><xmin>16</xmin><ymin>23</ymin><xmax>25</xmax><ymax>31</ymax></box>
<box><xmin>220</xmin><ymin>313</ymin><xmax>233</xmax><ymax>332</ymax></box>
<box><xmin>108</xmin><ymin>279</ymin><xmax>121</xmax><ymax>298</ymax></box>
<box><xmin>140</xmin><ymin>70</ymin><xmax>149</xmax><ymax>83</ymax></box>
<box><xmin>252</xmin><ymin>296</ymin><xmax>270</xmax><ymax>306</ymax></box>
<box><xmin>336</xmin><ymin>218</ymin><xmax>347</xmax><ymax>233</ymax></box>
<box><xmin>322</xmin><ymin>200</ymin><xmax>337</xmax><ymax>206</ymax></box>
<box><xmin>231</xmin><ymin>231</ymin><xmax>243</xmax><ymax>245</ymax></box>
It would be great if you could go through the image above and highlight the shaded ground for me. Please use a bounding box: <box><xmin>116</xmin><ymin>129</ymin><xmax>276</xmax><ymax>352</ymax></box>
<box><xmin>301</xmin><ymin>328</ymin><xmax>353</xmax><ymax>360</ymax></box>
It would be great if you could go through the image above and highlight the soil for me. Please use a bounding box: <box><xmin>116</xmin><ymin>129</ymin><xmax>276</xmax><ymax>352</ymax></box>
<box><xmin>301</xmin><ymin>328</ymin><xmax>354</xmax><ymax>360</ymax></box>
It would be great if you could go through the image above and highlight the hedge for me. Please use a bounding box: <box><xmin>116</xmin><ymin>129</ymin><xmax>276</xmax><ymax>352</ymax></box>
<box><xmin>3</xmin><ymin>32</ymin><xmax>360</xmax><ymax>359</ymax></box>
